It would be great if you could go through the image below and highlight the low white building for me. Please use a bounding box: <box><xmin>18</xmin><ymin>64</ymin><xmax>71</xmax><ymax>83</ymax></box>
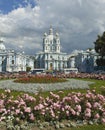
<box><xmin>0</xmin><ymin>40</ymin><xmax>34</xmax><ymax>72</ymax></box>
<box><xmin>68</xmin><ymin>49</ymin><xmax>98</xmax><ymax>73</ymax></box>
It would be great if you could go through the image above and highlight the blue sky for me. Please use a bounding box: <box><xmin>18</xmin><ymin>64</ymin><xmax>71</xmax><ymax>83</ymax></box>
<box><xmin>0</xmin><ymin>0</ymin><xmax>36</xmax><ymax>14</ymax></box>
<box><xmin>0</xmin><ymin>0</ymin><xmax>105</xmax><ymax>55</ymax></box>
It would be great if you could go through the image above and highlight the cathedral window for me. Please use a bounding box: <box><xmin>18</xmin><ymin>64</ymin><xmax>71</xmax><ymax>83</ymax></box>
<box><xmin>63</xmin><ymin>63</ymin><xmax>64</xmax><ymax>68</ymax></box>
<box><xmin>50</xmin><ymin>40</ymin><xmax>53</xmax><ymax>44</ymax></box>
<box><xmin>12</xmin><ymin>60</ymin><xmax>14</xmax><ymax>64</ymax></box>
<box><xmin>2</xmin><ymin>57</ymin><xmax>4</xmax><ymax>65</ymax></box>
<box><xmin>58</xmin><ymin>63</ymin><xmax>60</xmax><ymax>69</ymax></box>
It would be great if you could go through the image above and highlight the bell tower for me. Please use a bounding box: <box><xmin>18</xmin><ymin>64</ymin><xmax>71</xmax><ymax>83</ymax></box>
<box><xmin>55</xmin><ymin>32</ymin><xmax>60</xmax><ymax>53</ymax></box>
<box><xmin>42</xmin><ymin>26</ymin><xmax>61</xmax><ymax>53</ymax></box>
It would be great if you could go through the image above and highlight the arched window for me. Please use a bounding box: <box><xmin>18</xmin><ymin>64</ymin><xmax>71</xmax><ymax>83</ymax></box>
<box><xmin>50</xmin><ymin>63</ymin><xmax>53</xmax><ymax>70</ymax></box>
<box><xmin>12</xmin><ymin>60</ymin><xmax>14</xmax><ymax>64</ymax></box>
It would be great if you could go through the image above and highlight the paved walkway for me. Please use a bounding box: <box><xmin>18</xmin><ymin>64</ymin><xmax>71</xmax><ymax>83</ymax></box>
<box><xmin>0</xmin><ymin>79</ymin><xmax>94</xmax><ymax>93</ymax></box>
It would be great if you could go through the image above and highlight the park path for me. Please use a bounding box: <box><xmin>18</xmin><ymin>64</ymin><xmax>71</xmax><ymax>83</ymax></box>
<box><xmin>0</xmin><ymin>79</ymin><xmax>94</xmax><ymax>93</ymax></box>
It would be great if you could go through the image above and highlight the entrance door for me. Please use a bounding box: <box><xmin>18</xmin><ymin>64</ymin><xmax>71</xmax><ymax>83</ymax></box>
<box><xmin>50</xmin><ymin>63</ymin><xmax>53</xmax><ymax>70</ymax></box>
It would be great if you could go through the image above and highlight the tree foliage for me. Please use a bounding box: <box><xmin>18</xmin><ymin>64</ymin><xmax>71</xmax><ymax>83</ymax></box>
<box><xmin>94</xmin><ymin>31</ymin><xmax>105</xmax><ymax>66</ymax></box>
<box><xmin>26</xmin><ymin>67</ymin><xmax>31</xmax><ymax>72</ymax></box>
<box><xmin>94</xmin><ymin>32</ymin><xmax>105</xmax><ymax>56</ymax></box>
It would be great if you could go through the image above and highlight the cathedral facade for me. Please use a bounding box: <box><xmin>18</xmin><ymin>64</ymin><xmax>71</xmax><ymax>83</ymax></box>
<box><xmin>35</xmin><ymin>26</ymin><xmax>68</xmax><ymax>71</ymax></box>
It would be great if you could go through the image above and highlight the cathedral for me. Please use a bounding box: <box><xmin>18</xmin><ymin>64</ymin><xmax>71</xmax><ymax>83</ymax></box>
<box><xmin>35</xmin><ymin>26</ymin><xmax>68</xmax><ymax>71</ymax></box>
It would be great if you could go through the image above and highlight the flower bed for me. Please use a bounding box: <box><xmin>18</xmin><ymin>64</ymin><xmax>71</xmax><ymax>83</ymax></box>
<box><xmin>14</xmin><ymin>75</ymin><xmax>67</xmax><ymax>83</ymax></box>
<box><xmin>58</xmin><ymin>72</ymin><xmax>105</xmax><ymax>80</ymax></box>
<box><xmin>0</xmin><ymin>89</ymin><xmax>105</xmax><ymax>127</ymax></box>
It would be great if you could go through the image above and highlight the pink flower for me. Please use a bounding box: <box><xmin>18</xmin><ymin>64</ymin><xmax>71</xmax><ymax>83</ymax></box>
<box><xmin>14</xmin><ymin>100</ymin><xmax>19</xmax><ymax>104</ymax></box>
<box><xmin>41</xmin><ymin>109</ymin><xmax>45</xmax><ymax>115</ymax></box>
<box><xmin>24</xmin><ymin>107</ymin><xmax>31</xmax><ymax>113</ymax></box>
<box><xmin>86</xmin><ymin>94</ymin><xmax>91</xmax><ymax>98</ymax></box>
<box><xmin>85</xmin><ymin>112</ymin><xmax>91</xmax><ymax>118</ymax></box>
<box><xmin>93</xmin><ymin>102</ymin><xmax>100</xmax><ymax>108</ymax></box>
<box><xmin>0</xmin><ymin>116</ymin><xmax>6</xmax><ymax>121</ymax></box>
<box><xmin>39</xmin><ymin>104</ymin><xmax>44</xmax><ymax>109</ymax></box>
<box><xmin>61</xmin><ymin>107</ymin><xmax>65</xmax><ymax>111</ymax></box>
<box><xmin>50</xmin><ymin>109</ymin><xmax>55</xmax><ymax>117</ymax></box>
<box><xmin>94</xmin><ymin>113</ymin><xmax>100</xmax><ymax>119</ymax></box>
<box><xmin>0</xmin><ymin>100</ymin><xmax>4</xmax><ymax>106</ymax></box>
<box><xmin>30</xmin><ymin>113</ymin><xmax>35</xmax><ymax>121</ymax></box>
<box><xmin>86</xmin><ymin>102</ymin><xmax>92</xmax><ymax>108</ymax></box>
<box><xmin>72</xmin><ymin>95</ymin><xmax>80</xmax><ymax>103</ymax></box>
<box><xmin>101</xmin><ymin>118</ymin><xmax>105</xmax><ymax>123</ymax></box>
<box><xmin>15</xmin><ymin>109</ymin><xmax>20</xmax><ymax>115</ymax></box>
<box><xmin>85</xmin><ymin>108</ymin><xmax>91</xmax><ymax>113</ymax></box>
<box><xmin>102</xmin><ymin>112</ymin><xmax>105</xmax><ymax>116</ymax></box>
<box><xmin>66</xmin><ymin>110</ymin><xmax>69</xmax><ymax>116</ymax></box>
<box><xmin>65</xmin><ymin>105</ymin><xmax>71</xmax><ymax>110</ymax></box>
<box><xmin>85</xmin><ymin>108</ymin><xmax>91</xmax><ymax>118</ymax></box>
<box><xmin>53</xmin><ymin>103</ymin><xmax>60</xmax><ymax>109</ymax></box>
<box><xmin>75</xmin><ymin>105</ymin><xmax>81</xmax><ymax>112</ymax></box>
<box><xmin>71</xmin><ymin>109</ymin><xmax>76</xmax><ymax>115</ymax></box>
<box><xmin>97</xmin><ymin>94</ymin><xmax>105</xmax><ymax>102</ymax></box>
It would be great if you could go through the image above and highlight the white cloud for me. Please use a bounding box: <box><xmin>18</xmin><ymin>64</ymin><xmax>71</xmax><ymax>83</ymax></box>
<box><xmin>0</xmin><ymin>0</ymin><xmax>105</xmax><ymax>54</ymax></box>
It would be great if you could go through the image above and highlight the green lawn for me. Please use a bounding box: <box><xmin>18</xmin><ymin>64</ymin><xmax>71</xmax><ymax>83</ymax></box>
<box><xmin>69</xmin><ymin>124</ymin><xmax>105</xmax><ymax>130</ymax></box>
<box><xmin>79</xmin><ymin>78</ymin><xmax>105</xmax><ymax>94</ymax></box>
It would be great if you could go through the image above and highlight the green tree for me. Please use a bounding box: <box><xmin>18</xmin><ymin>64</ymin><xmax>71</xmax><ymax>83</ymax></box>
<box><xmin>94</xmin><ymin>31</ymin><xmax>105</xmax><ymax>66</ymax></box>
<box><xmin>26</xmin><ymin>67</ymin><xmax>31</xmax><ymax>72</ymax></box>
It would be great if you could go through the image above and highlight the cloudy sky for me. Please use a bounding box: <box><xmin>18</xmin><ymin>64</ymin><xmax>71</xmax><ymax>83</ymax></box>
<box><xmin>0</xmin><ymin>0</ymin><xmax>105</xmax><ymax>55</ymax></box>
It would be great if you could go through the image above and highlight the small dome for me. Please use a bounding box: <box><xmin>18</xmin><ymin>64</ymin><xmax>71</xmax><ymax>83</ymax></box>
<box><xmin>0</xmin><ymin>43</ymin><xmax>6</xmax><ymax>50</ymax></box>
<box><xmin>56</xmin><ymin>32</ymin><xmax>59</xmax><ymax>37</ymax></box>
<box><xmin>44</xmin><ymin>32</ymin><xmax>47</xmax><ymax>37</ymax></box>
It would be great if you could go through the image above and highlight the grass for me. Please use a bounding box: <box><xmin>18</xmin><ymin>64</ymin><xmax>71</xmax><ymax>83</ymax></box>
<box><xmin>78</xmin><ymin>78</ymin><xmax>105</xmax><ymax>94</ymax></box>
<box><xmin>69</xmin><ymin>124</ymin><xmax>105</xmax><ymax>130</ymax></box>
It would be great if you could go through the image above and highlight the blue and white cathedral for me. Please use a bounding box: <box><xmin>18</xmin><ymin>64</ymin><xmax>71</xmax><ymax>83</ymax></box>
<box><xmin>35</xmin><ymin>26</ymin><xmax>68</xmax><ymax>71</ymax></box>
